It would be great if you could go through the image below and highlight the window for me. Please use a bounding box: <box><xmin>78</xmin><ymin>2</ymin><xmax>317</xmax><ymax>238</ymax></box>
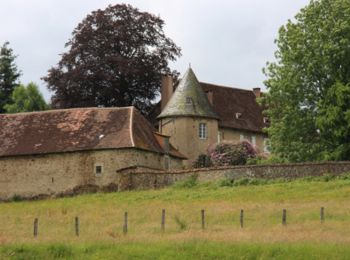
<box><xmin>263</xmin><ymin>117</ymin><xmax>270</xmax><ymax>124</ymax></box>
<box><xmin>252</xmin><ymin>135</ymin><xmax>256</xmax><ymax>146</ymax></box>
<box><xmin>264</xmin><ymin>138</ymin><xmax>271</xmax><ymax>153</ymax></box>
<box><xmin>199</xmin><ymin>123</ymin><xmax>207</xmax><ymax>139</ymax></box>
<box><xmin>95</xmin><ymin>165</ymin><xmax>102</xmax><ymax>175</ymax></box>
<box><xmin>186</xmin><ymin>97</ymin><xmax>192</xmax><ymax>104</ymax></box>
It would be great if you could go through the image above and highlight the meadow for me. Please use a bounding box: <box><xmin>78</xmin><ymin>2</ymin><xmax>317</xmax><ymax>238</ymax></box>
<box><xmin>1</xmin><ymin>175</ymin><xmax>350</xmax><ymax>259</ymax></box>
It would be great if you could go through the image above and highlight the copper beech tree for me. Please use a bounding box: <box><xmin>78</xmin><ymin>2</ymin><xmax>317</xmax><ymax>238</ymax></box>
<box><xmin>43</xmin><ymin>4</ymin><xmax>181</xmax><ymax>113</ymax></box>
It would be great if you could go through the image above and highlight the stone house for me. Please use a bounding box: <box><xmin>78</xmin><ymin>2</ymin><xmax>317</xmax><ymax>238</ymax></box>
<box><xmin>0</xmin><ymin>67</ymin><xmax>268</xmax><ymax>199</ymax></box>
<box><xmin>154</xmin><ymin>68</ymin><xmax>269</xmax><ymax>166</ymax></box>
<box><xmin>0</xmin><ymin>107</ymin><xmax>185</xmax><ymax>199</ymax></box>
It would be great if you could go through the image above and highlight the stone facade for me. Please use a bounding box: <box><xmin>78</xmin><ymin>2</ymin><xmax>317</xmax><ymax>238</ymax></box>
<box><xmin>220</xmin><ymin>127</ymin><xmax>266</xmax><ymax>152</ymax></box>
<box><xmin>160</xmin><ymin>117</ymin><xmax>219</xmax><ymax>166</ymax></box>
<box><xmin>0</xmin><ymin>148</ymin><xmax>183</xmax><ymax>200</ymax></box>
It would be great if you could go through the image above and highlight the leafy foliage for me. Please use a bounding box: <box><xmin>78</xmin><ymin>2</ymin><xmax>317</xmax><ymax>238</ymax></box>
<box><xmin>4</xmin><ymin>83</ymin><xmax>48</xmax><ymax>113</ymax></box>
<box><xmin>207</xmin><ymin>141</ymin><xmax>257</xmax><ymax>166</ymax></box>
<box><xmin>43</xmin><ymin>4</ymin><xmax>181</xmax><ymax>114</ymax></box>
<box><xmin>193</xmin><ymin>154</ymin><xmax>212</xmax><ymax>168</ymax></box>
<box><xmin>263</xmin><ymin>0</ymin><xmax>350</xmax><ymax>162</ymax></box>
<box><xmin>0</xmin><ymin>42</ymin><xmax>21</xmax><ymax>113</ymax></box>
<box><xmin>316</xmin><ymin>82</ymin><xmax>350</xmax><ymax>160</ymax></box>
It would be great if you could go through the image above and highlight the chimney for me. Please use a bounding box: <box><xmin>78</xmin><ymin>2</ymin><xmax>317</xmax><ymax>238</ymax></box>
<box><xmin>206</xmin><ymin>91</ymin><xmax>213</xmax><ymax>106</ymax></box>
<box><xmin>161</xmin><ymin>75</ymin><xmax>174</xmax><ymax>111</ymax></box>
<box><xmin>253</xmin><ymin>87</ymin><xmax>261</xmax><ymax>98</ymax></box>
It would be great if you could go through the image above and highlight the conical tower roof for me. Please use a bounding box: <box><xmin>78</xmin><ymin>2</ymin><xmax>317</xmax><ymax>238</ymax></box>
<box><xmin>157</xmin><ymin>68</ymin><xmax>219</xmax><ymax>120</ymax></box>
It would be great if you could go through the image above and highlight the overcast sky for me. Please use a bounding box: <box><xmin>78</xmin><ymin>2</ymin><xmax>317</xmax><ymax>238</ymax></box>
<box><xmin>0</xmin><ymin>0</ymin><xmax>310</xmax><ymax>101</ymax></box>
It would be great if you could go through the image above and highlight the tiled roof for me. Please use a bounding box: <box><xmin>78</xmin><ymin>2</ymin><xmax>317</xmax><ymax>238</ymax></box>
<box><xmin>200</xmin><ymin>82</ymin><xmax>267</xmax><ymax>133</ymax></box>
<box><xmin>157</xmin><ymin>68</ymin><xmax>219</xmax><ymax>120</ymax></box>
<box><xmin>0</xmin><ymin>107</ymin><xmax>186</xmax><ymax>159</ymax></box>
<box><xmin>149</xmin><ymin>83</ymin><xmax>267</xmax><ymax>134</ymax></box>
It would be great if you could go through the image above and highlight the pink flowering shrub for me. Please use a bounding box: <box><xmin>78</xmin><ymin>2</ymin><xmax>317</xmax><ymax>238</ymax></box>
<box><xmin>207</xmin><ymin>140</ymin><xmax>258</xmax><ymax>166</ymax></box>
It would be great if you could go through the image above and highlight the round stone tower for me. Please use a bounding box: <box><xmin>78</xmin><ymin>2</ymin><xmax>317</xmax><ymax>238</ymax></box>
<box><xmin>157</xmin><ymin>68</ymin><xmax>219</xmax><ymax>167</ymax></box>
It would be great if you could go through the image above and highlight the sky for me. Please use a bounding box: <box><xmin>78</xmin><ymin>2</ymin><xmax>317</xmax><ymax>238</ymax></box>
<box><xmin>0</xmin><ymin>0</ymin><xmax>310</xmax><ymax>101</ymax></box>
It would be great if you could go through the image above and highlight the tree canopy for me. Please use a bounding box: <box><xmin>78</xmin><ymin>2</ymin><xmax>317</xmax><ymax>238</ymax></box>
<box><xmin>43</xmin><ymin>4</ymin><xmax>181</xmax><ymax>114</ymax></box>
<box><xmin>263</xmin><ymin>0</ymin><xmax>350</xmax><ymax>162</ymax></box>
<box><xmin>4</xmin><ymin>83</ymin><xmax>48</xmax><ymax>113</ymax></box>
<box><xmin>0</xmin><ymin>42</ymin><xmax>21</xmax><ymax>113</ymax></box>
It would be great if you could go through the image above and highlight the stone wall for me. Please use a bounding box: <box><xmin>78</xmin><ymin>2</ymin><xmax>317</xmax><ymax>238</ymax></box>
<box><xmin>0</xmin><ymin>148</ymin><xmax>183</xmax><ymax>200</ymax></box>
<box><xmin>117</xmin><ymin>161</ymin><xmax>350</xmax><ymax>191</ymax></box>
<box><xmin>2</xmin><ymin>156</ymin><xmax>350</xmax><ymax>201</ymax></box>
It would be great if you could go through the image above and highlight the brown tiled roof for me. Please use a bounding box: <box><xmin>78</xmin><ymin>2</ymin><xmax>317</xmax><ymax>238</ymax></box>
<box><xmin>0</xmin><ymin>107</ymin><xmax>186</xmax><ymax>159</ymax></box>
<box><xmin>200</xmin><ymin>82</ymin><xmax>267</xmax><ymax>133</ymax></box>
<box><xmin>150</xmin><ymin>82</ymin><xmax>267</xmax><ymax>134</ymax></box>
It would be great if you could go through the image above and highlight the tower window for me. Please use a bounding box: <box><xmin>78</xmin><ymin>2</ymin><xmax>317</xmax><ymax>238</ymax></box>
<box><xmin>186</xmin><ymin>97</ymin><xmax>192</xmax><ymax>104</ymax></box>
<box><xmin>199</xmin><ymin>123</ymin><xmax>207</xmax><ymax>139</ymax></box>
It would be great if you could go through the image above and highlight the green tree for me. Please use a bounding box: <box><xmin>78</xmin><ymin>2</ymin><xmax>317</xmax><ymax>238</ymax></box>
<box><xmin>316</xmin><ymin>82</ymin><xmax>350</xmax><ymax>160</ymax></box>
<box><xmin>0</xmin><ymin>42</ymin><xmax>21</xmax><ymax>113</ymax></box>
<box><xmin>4</xmin><ymin>83</ymin><xmax>48</xmax><ymax>113</ymax></box>
<box><xmin>263</xmin><ymin>0</ymin><xmax>350</xmax><ymax>162</ymax></box>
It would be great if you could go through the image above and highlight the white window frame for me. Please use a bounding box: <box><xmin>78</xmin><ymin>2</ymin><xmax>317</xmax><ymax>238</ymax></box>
<box><xmin>264</xmin><ymin>138</ymin><xmax>271</xmax><ymax>153</ymax></box>
<box><xmin>199</xmin><ymin>123</ymin><xmax>207</xmax><ymax>139</ymax></box>
<box><xmin>252</xmin><ymin>135</ymin><xmax>256</xmax><ymax>146</ymax></box>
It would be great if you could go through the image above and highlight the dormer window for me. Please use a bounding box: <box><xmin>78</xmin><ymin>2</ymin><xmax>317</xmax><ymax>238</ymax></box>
<box><xmin>235</xmin><ymin>112</ymin><xmax>242</xmax><ymax>119</ymax></box>
<box><xmin>186</xmin><ymin>97</ymin><xmax>193</xmax><ymax>105</ymax></box>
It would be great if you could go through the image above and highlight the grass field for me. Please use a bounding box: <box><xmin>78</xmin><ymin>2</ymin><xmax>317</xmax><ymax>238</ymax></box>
<box><xmin>1</xmin><ymin>175</ymin><xmax>350</xmax><ymax>259</ymax></box>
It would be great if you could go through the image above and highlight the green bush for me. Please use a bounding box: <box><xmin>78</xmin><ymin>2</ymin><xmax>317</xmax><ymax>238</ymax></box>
<box><xmin>174</xmin><ymin>174</ymin><xmax>198</xmax><ymax>188</ymax></box>
<box><xmin>193</xmin><ymin>154</ymin><xmax>212</xmax><ymax>168</ymax></box>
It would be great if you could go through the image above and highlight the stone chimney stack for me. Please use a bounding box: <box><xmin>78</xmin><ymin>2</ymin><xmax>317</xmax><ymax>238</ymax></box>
<box><xmin>253</xmin><ymin>87</ymin><xmax>261</xmax><ymax>98</ymax></box>
<box><xmin>206</xmin><ymin>91</ymin><xmax>214</xmax><ymax>106</ymax></box>
<box><xmin>161</xmin><ymin>75</ymin><xmax>174</xmax><ymax>111</ymax></box>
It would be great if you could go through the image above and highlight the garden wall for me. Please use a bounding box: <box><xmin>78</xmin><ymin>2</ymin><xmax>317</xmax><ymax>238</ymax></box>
<box><xmin>117</xmin><ymin>161</ymin><xmax>350</xmax><ymax>191</ymax></box>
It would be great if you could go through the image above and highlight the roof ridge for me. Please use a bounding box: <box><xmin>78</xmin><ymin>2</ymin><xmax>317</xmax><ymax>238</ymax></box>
<box><xmin>200</xmin><ymin>81</ymin><xmax>259</xmax><ymax>93</ymax></box>
<box><xmin>0</xmin><ymin>106</ymin><xmax>133</xmax><ymax>117</ymax></box>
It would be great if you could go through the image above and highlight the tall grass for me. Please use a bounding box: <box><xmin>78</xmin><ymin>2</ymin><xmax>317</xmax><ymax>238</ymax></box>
<box><xmin>1</xmin><ymin>176</ymin><xmax>350</xmax><ymax>258</ymax></box>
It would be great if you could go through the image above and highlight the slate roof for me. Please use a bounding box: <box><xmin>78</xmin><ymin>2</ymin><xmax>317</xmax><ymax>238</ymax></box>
<box><xmin>157</xmin><ymin>68</ymin><xmax>219</xmax><ymax>120</ymax></box>
<box><xmin>0</xmin><ymin>107</ymin><xmax>186</xmax><ymax>159</ymax></box>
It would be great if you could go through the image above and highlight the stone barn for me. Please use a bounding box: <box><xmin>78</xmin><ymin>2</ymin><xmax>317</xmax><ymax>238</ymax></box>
<box><xmin>0</xmin><ymin>107</ymin><xmax>185</xmax><ymax>200</ymax></box>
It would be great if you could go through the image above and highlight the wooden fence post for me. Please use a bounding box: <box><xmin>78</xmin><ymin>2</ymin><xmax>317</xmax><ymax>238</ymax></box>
<box><xmin>240</xmin><ymin>209</ymin><xmax>244</xmax><ymax>228</ymax></box>
<box><xmin>33</xmin><ymin>218</ymin><xmax>38</xmax><ymax>237</ymax></box>
<box><xmin>123</xmin><ymin>212</ymin><xmax>128</xmax><ymax>235</ymax></box>
<box><xmin>201</xmin><ymin>209</ymin><xmax>205</xmax><ymax>230</ymax></box>
<box><xmin>282</xmin><ymin>209</ymin><xmax>287</xmax><ymax>226</ymax></box>
<box><xmin>320</xmin><ymin>207</ymin><xmax>325</xmax><ymax>223</ymax></box>
<box><xmin>75</xmin><ymin>216</ymin><xmax>79</xmax><ymax>236</ymax></box>
<box><xmin>161</xmin><ymin>209</ymin><xmax>165</xmax><ymax>232</ymax></box>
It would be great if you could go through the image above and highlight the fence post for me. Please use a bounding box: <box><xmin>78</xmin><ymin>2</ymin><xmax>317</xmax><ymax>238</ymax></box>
<box><xmin>161</xmin><ymin>209</ymin><xmax>165</xmax><ymax>232</ymax></box>
<box><xmin>201</xmin><ymin>209</ymin><xmax>205</xmax><ymax>230</ymax></box>
<box><xmin>123</xmin><ymin>212</ymin><xmax>128</xmax><ymax>235</ymax></box>
<box><xmin>282</xmin><ymin>209</ymin><xmax>287</xmax><ymax>226</ymax></box>
<box><xmin>33</xmin><ymin>218</ymin><xmax>38</xmax><ymax>237</ymax></box>
<box><xmin>75</xmin><ymin>216</ymin><xmax>79</xmax><ymax>236</ymax></box>
<box><xmin>320</xmin><ymin>207</ymin><xmax>325</xmax><ymax>223</ymax></box>
<box><xmin>240</xmin><ymin>209</ymin><xmax>244</xmax><ymax>228</ymax></box>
